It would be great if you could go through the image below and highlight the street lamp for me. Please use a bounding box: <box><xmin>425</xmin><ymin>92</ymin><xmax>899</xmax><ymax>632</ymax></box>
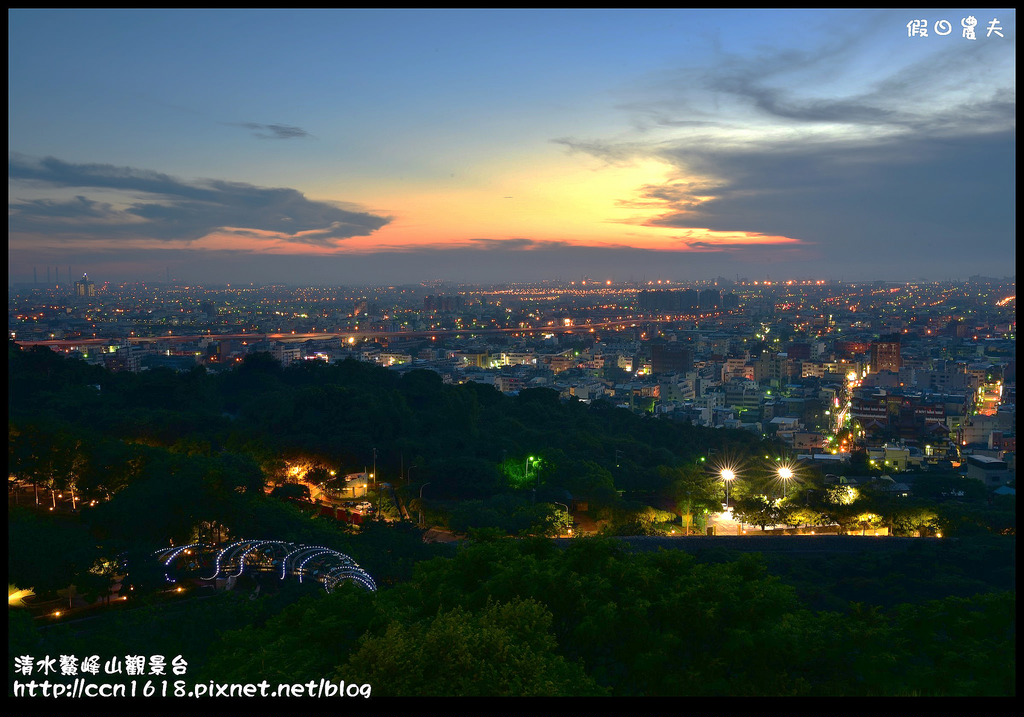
<box><xmin>526</xmin><ymin>456</ymin><xmax>536</xmax><ymax>501</ymax></box>
<box><xmin>405</xmin><ymin>465</ymin><xmax>419</xmax><ymax>521</ymax></box>
<box><xmin>777</xmin><ymin>465</ymin><xmax>794</xmax><ymax>499</ymax></box>
<box><xmin>418</xmin><ymin>482</ymin><xmax>432</xmax><ymax>528</ymax></box>
<box><xmin>553</xmin><ymin>501</ymin><xmax>570</xmax><ymax>537</ymax></box>
<box><xmin>720</xmin><ymin>468</ymin><xmax>735</xmax><ymax>508</ymax></box>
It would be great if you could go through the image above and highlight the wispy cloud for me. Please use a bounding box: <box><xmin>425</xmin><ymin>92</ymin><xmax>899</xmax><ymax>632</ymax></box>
<box><xmin>230</xmin><ymin>122</ymin><xmax>314</xmax><ymax>140</ymax></box>
<box><xmin>553</xmin><ymin>26</ymin><xmax>1015</xmax><ymax>267</ymax></box>
<box><xmin>9</xmin><ymin>154</ymin><xmax>390</xmax><ymax>247</ymax></box>
<box><xmin>463</xmin><ymin>237</ymin><xmax>571</xmax><ymax>250</ymax></box>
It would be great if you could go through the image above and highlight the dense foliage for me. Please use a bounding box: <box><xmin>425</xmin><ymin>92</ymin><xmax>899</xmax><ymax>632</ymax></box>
<box><xmin>7</xmin><ymin>343</ymin><xmax>1016</xmax><ymax>698</ymax></box>
<box><xmin>10</xmin><ymin>344</ymin><xmax>772</xmax><ymax>502</ymax></box>
<box><xmin>18</xmin><ymin>536</ymin><xmax>1014</xmax><ymax>697</ymax></box>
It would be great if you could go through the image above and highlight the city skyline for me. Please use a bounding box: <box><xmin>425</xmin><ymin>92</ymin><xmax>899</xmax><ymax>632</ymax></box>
<box><xmin>9</xmin><ymin>9</ymin><xmax>1016</xmax><ymax>285</ymax></box>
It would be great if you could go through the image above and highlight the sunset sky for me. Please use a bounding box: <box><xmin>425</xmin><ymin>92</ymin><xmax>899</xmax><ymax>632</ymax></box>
<box><xmin>8</xmin><ymin>9</ymin><xmax>1015</xmax><ymax>285</ymax></box>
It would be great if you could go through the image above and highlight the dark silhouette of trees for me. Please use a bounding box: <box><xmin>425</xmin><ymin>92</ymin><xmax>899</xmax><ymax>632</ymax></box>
<box><xmin>342</xmin><ymin>598</ymin><xmax>603</xmax><ymax>696</ymax></box>
<box><xmin>194</xmin><ymin>535</ymin><xmax>1016</xmax><ymax>696</ymax></box>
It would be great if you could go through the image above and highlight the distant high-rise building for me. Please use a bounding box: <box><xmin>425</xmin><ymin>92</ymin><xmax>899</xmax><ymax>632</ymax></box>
<box><xmin>651</xmin><ymin>343</ymin><xmax>692</xmax><ymax>375</ymax></box>
<box><xmin>424</xmin><ymin>295</ymin><xmax>464</xmax><ymax>312</ymax></box>
<box><xmin>74</xmin><ymin>273</ymin><xmax>96</xmax><ymax>298</ymax></box>
<box><xmin>637</xmin><ymin>289</ymin><xmax>699</xmax><ymax>313</ymax></box>
<box><xmin>870</xmin><ymin>334</ymin><xmax>901</xmax><ymax>373</ymax></box>
<box><xmin>698</xmin><ymin>288</ymin><xmax>721</xmax><ymax>310</ymax></box>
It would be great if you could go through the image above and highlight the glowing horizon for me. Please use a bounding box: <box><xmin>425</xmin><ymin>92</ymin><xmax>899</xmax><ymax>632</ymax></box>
<box><xmin>8</xmin><ymin>9</ymin><xmax>1014</xmax><ymax>284</ymax></box>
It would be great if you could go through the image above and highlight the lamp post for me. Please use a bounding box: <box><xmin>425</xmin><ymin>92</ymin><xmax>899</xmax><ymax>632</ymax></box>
<box><xmin>683</xmin><ymin>488</ymin><xmax>691</xmax><ymax>534</ymax></box>
<box><xmin>526</xmin><ymin>456</ymin><xmax>536</xmax><ymax>502</ymax></box>
<box><xmin>777</xmin><ymin>466</ymin><xmax>794</xmax><ymax>499</ymax></box>
<box><xmin>553</xmin><ymin>502</ymin><xmax>570</xmax><ymax>537</ymax></box>
<box><xmin>419</xmin><ymin>482</ymin><xmax>431</xmax><ymax>528</ymax></box>
<box><xmin>405</xmin><ymin>465</ymin><xmax>419</xmax><ymax>522</ymax></box>
<box><xmin>721</xmin><ymin>468</ymin><xmax>735</xmax><ymax>508</ymax></box>
<box><xmin>803</xmin><ymin>488</ymin><xmax>815</xmax><ymax>531</ymax></box>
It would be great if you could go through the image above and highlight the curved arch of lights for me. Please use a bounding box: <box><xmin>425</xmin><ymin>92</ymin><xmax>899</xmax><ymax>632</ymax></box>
<box><xmin>153</xmin><ymin>539</ymin><xmax>376</xmax><ymax>593</ymax></box>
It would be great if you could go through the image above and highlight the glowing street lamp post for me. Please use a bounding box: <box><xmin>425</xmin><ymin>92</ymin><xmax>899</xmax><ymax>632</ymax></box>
<box><xmin>418</xmin><ymin>482</ymin><xmax>432</xmax><ymax>528</ymax></box>
<box><xmin>526</xmin><ymin>456</ymin><xmax>536</xmax><ymax>502</ymax></box>
<box><xmin>777</xmin><ymin>466</ymin><xmax>794</xmax><ymax>499</ymax></box>
<box><xmin>402</xmin><ymin>465</ymin><xmax>418</xmax><ymax>521</ymax></box>
<box><xmin>721</xmin><ymin>469</ymin><xmax>735</xmax><ymax>509</ymax></box>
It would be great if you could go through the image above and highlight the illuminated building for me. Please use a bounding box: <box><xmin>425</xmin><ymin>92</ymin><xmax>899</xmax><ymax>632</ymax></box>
<box><xmin>870</xmin><ymin>335</ymin><xmax>902</xmax><ymax>373</ymax></box>
<box><xmin>851</xmin><ymin>391</ymin><xmax>948</xmax><ymax>439</ymax></box>
<box><xmin>835</xmin><ymin>340</ymin><xmax>871</xmax><ymax>358</ymax></box>
<box><xmin>754</xmin><ymin>352</ymin><xmax>797</xmax><ymax>387</ymax></box>
<box><xmin>74</xmin><ymin>273</ymin><xmax>96</xmax><ymax>297</ymax></box>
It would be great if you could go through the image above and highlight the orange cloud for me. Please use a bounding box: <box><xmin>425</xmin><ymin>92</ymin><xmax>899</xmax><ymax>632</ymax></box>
<box><xmin>10</xmin><ymin>150</ymin><xmax>806</xmax><ymax>258</ymax></box>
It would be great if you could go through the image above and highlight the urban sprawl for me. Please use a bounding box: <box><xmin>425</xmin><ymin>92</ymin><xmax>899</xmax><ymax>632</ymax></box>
<box><xmin>10</xmin><ymin>275</ymin><xmax>1016</xmax><ymax>491</ymax></box>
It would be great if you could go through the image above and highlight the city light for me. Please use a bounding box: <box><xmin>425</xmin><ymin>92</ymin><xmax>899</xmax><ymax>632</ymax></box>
<box><xmin>8</xmin><ymin>272</ymin><xmax>1014</xmax><ymax>554</ymax></box>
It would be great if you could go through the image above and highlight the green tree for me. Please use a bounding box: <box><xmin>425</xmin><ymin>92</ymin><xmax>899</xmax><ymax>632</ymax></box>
<box><xmin>911</xmin><ymin>473</ymin><xmax>987</xmax><ymax>503</ymax></box>
<box><xmin>342</xmin><ymin>599</ymin><xmax>603</xmax><ymax>696</ymax></box>
<box><xmin>885</xmin><ymin>503</ymin><xmax>941</xmax><ymax>536</ymax></box>
<box><xmin>429</xmin><ymin>455</ymin><xmax>501</xmax><ymax>497</ymax></box>
<box><xmin>783</xmin><ymin>505</ymin><xmax>825</xmax><ymax>529</ymax></box>
<box><xmin>551</xmin><ymin>458</ymin><xmax>617</xmax><ymax>506</ymax></box>
<box><xmin>78</xmin><ymin>437</ymin><xmax>143</xmax><ymax>499</ymax></box>
<box><xmin>8</xmin><ymin>608</ymin><xmax>40</xmax><ymax>664</ymax></box>
<box><xmin>448</xmin><ymin>494</ymin><xmax>560</xmax><ymax>536</ymax></box>
<box><xmin>657</xmin><ymin>464</ymin><xmax>721</xmax><ymax>531</ymax></box>
<box><xmin>211</xmin><ymin>452</ymin><xmax>266</xmax><ymax>495</ymax></box>
<box><xmin>815</xmin><ymin>485</ymin><xmax>868</xmax><ymax>534</ymax></box>
<box><xmin>601</xmin><ymin>502</ymin><xmax>676</xmax><ymax>536</ymax></box>
<box><xmin>732</xmin><ymin>494</ymin><xmax>784</xmax><ymax>531</ymax></box>
<box><xmin>270</xmin><ymin>483</ymin><xmax>311</xmax><ymax>501</ymax></box>
<box><xmin>8</xmin><ymin>507</ymin><xmax>101</xmax><ymax>595</ymax></box>
<box><xmin>889</xmin><ymin>592</ymin><xmax>1015</xmax><ymax>695</ymax></box>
